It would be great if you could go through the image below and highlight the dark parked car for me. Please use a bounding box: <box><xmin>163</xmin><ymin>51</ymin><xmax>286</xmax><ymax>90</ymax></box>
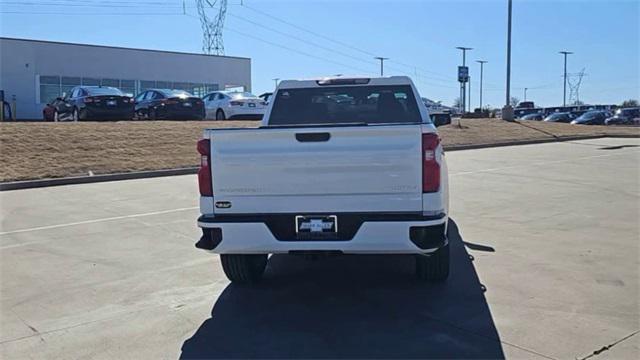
<box><xmin>605</xmin><ymin>107</ymin><xmax>639</xmax><ymax>125</ymax></box>
<box><xmin>520</xmin><ymin>112</ymin><xmax>544</xmax><ymax>120</ymax></box>
<box><xmin>52</xmin><ymin>86</ymin><xmax>134</xmax><ymax>121</ymax></box>
<box><xmin>543</xmin><ymin>112</ymin><xmax>575</xmax><ymax>123</ymax></box>
<box><xmin>571</xmin><ymin>110</ymin><xmax>609</xmax><ymax>125</ymax></box>
<box><xmin>429</xmin><ymin>112</ymin><xmax>451</xmax><ymax>127</ymax></box>
<box><xmin>134</xmin><ymin>89</ymin><xmax>204</xmax><ymax>120</ymax></box>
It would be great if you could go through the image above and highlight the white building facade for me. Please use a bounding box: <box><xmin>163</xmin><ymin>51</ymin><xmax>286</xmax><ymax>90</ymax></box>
<box><xmin>0</xmin><ymin>37</ymin><xmax>251</xmax><ymax>119</ymax></box>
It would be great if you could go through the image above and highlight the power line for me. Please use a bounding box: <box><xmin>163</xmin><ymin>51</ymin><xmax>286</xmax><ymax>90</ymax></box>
<box><xmin>239</xmin><ymin>3</ymin><xmax>456</xmax><ymax>85</ymax></box>
<box><xmin>0</xmin><ymin>10</ymin><xmax>184</xmax><ymax>15</ymax></box>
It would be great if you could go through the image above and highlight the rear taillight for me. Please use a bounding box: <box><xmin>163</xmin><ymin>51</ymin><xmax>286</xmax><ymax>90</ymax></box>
<box><xmin>164</xmin><ymin>98</ymin><xmax>179</xmax><ymax>105</ymax></box>
<box><xmin>229</xmin><ymin>101</ymin><xmax>243</xmax><ymax>106</ymax></box>
<box><xmin>197</xmin><ymin>139</ymin><xmax>213</xmax><ymax>196</ymax></box>
<box><xmin>85</xmin><ymin>97</ymin><xmax>99</xmax><ymax>103</ymax></box>
<box><xmin>422</xmin><ymin>133</ymin><xmax>441</xmax><ymax>193</ymax></box>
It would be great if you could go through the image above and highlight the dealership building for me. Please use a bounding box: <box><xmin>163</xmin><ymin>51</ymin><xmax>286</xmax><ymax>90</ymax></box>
<box><xmin>0</xmin><ymin>37</ymin><xmax>252</xmax><ymax>119</ymax></box>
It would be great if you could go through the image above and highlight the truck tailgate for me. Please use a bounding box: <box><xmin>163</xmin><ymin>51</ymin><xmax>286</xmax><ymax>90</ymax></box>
<box><xmin>209</xmin><ymin>125</ymin><xmax>423</xmax><ymax>214</ymax></box>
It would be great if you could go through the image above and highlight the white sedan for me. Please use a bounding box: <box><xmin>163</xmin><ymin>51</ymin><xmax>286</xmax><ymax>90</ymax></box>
<box><xmin>202</xmin><ymin>91</ymin><xmax>267</xmax><ymax>120</ymax></box>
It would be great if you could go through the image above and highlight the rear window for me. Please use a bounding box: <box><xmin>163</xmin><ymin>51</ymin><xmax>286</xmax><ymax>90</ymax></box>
<box><xmin>230</xmin><ymin>92</ymin><xmax>257</xmax><ymax>99</ymax></box>
<box><xmin>268</xmin><ymin>85</ymin><xmax>423</xmax><ymax>125</ymax></box>
<box><xmin>161</xmin><ymin>89</ymin><xmax>193</xmax><ymax>97</ymax></box>
<box><xmin>86</xmin><ymin>87</ymin><xmax>123</xmax><ymax>96</ymax></box>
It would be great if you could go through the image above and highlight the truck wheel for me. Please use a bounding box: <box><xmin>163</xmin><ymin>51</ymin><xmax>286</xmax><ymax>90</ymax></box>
<box><xmin>220</xmin><ymin>254</ymin><xmax>268</xmax><ymax>284</ymax></box>
<box><xmin>415</xmin><ymin>244</ymin><xmax>450</xmax><ymax>282</ymax></box>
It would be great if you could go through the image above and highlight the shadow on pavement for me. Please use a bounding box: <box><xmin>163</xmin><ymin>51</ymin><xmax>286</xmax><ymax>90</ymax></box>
<box><xmin>180</xmin><ymin>220</ymin><xmax>505</xmax><ymax>359</ymax></box>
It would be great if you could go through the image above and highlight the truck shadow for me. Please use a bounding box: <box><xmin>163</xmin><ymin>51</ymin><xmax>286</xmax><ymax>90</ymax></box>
<box><xmin>180</xmin><ymin>220</ymin><xmax>505</xmax><ymax>359</ymax></box>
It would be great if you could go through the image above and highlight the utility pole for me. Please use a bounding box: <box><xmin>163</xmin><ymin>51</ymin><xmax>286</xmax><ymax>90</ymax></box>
<box><xmin>374</xmin><ymin>57</ymin><xmax>389</xmax><ymax>76</ymax></box>
<box><xmin>524</xmin><ymin>87</ymin><xmax>528</xmax><ymax>101</ymax></box>
<box><xmin>559</xmin><ymin>51</ymin><xmax>572</xmax><ymax>107</ymax></box>
<box><xmin>502</xmin><ymin>0</ymin><xmax>513</xmax><ymax>120</ymax></box>
<box><xmin>273</xmin><ymin>78</ymin><xmax>280</xmax><ymax>89</ymax></box>
<box><xmin>476</xmin><ymin>60</ymin><xmax>487</xmax><ymax>111</ymax></box>
<box><xmin>468</xmin><ymin>76</ymin><xmax>472</xmax><ymax>112</ymax></box>
<box><xmin>456</xmin><ymin>47</ymin><xmax>472</xmax><ymax>114</ymax></box>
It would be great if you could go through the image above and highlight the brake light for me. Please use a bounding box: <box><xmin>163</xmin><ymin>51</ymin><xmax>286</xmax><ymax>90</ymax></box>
<box><xmin>197</xmin><ymin>139</ymin><xmax>213</xmax><ymax>196</ymax></box>
<box><xmin>85</xmin><ymin>97</ymin><xmax>99</xmax><ymax>103</ymax></box>
<box><xmin>164</xmin><ymin>99</ymin><xmax>179</xmax><ymax>105</ymax></box>
<box><xmin>422</xmin><ymin>133</ymin><xmax>441</xmax><ymax>193</ymax></box>
<box><xmin>229</xmin><ymin>101</ymin><xmax>243</xmax><ymax>106</ymax></box>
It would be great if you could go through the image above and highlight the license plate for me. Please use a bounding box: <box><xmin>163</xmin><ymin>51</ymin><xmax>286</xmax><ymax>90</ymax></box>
<box><xmin>183</xmin><ymin>102</ymin><xmax>192</xmax><ymax>107</ymax></box>
<box><xmin>295</xmin><ymin>215</ymin><xmax>338</xmax><ymax>240</ymax></box>
<box><xmin>107</xmin><ymin>100</ymin><xmax>117</xmax><ymax>106</ymax></box>
<box><xmin>248</xmin><ymin>103</ymin><xmax>256</xmax><ymax>107</ymax></box>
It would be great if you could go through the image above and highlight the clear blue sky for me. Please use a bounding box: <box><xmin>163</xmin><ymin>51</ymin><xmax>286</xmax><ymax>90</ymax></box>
<box><xmin>1</xmin><ymin>0</ymin><xmax>638</xmax><ymax>108</ymax></box>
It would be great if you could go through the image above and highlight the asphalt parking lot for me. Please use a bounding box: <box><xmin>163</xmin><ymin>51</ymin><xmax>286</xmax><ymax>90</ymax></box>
<box><xmin>1</xmin><ymin>137</ymin><xmax>638</xmax><ymax>359</ymax></box>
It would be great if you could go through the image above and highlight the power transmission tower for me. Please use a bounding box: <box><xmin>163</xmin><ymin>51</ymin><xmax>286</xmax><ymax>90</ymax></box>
<box><xmin>568</xmin><ymin>68</ymin><xmax>586</xmax><ymax>105</ymax></box>
<box><xmin>196</xmin><ymin>0</ymin><xmax>228</xmax><ymax>55</ymax></box>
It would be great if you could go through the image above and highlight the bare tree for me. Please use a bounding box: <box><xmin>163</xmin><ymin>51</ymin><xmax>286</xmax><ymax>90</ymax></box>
<box><xmin>509</xmin><ymin>97</ymin><xmax>520</xmax><ymax>107</ymax></box>
<box><xmin>621</xmin><ymin>99</ymin><xmax>639</xmax><ymax>107</ymax></box>
<box><xmin>453</xmin><ymin>97</ymin><xmax>462</xmax><ymax>109</ymax></box>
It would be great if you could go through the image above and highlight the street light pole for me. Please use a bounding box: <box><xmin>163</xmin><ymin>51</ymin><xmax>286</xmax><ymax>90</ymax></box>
<box><xmin>273</xmin><ymin>78</ymin><xmax>280</xmax><ymax>89</ymax></box>
<box><xmin>374</xmin><ymin>57</ymin><xmax>389</xmax><ymax>76</ymax></box>
<box><xmin>456</xmin><ymin>47</ymin><xmax>472</xmax><ymax>113</ymax></box>
<box><xmin>476</xmin><ymin>60</ymin><xmax>487</xmax><ymax>111</ymax></box>
<box><xmin>502</xmin><ymin>0</ymin><xmax>514</xmax><ymax>120</ymax></box>
<box><xmin>524</xmin><ymin>87</ymin><xmax>528</xmax><ymax>101</ymax></box>
<box><xmin>468</xmin><ymin>76</ymin><xmax>472</xmax><ymax>112</ymax></box>
<box><xmin>559</xmin><ymin>51</ymin><xmax>572</xmax><ymax>107</ymax></box>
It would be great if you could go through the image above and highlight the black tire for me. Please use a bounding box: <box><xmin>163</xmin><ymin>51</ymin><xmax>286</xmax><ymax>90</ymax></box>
<box><xmin>220</xmin><ymin>254</ymin><xmax>268</xmax><ymax>284</ymax></box>
<box><xmin>215</xmin><ymin>109</ymin><xmax>226</xmax><ymax>120</ymax></box>
<box><xmin>415</xmin><ymin>244</ymin><xmax>450</xmax><ymax>282</ymax></box>
<box><xmin>149</xmin><ymin>108</ymin><xmax>157</xmax><ymax>120</ymax></box>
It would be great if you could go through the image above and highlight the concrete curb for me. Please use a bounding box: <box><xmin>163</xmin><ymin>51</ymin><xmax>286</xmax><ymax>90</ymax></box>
<box><xmin>1</xmin><ymin>134</ymin><xmax>638</xmax><ymax>191</ymax></box>
<box><xmin>0</xmin><ymin>167</ymin><xmax>198</xmax><ymax>191</ymax></box>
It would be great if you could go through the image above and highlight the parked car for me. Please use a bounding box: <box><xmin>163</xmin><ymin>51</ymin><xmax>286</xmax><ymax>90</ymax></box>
<box><xmin>430</xmin><ymin>112</ymin><xmax>451</xmax><ymax>126</ymax></box>
<box><xmin>520</xmin><ymin>112</ymin><xmax>544</xmax><ymax>121</ymax></box>
<box><xmin>134</xmin><ymin>89</ymin><xmax>204</xmax><ymax>120</ymax></box>
<box><xmin>571</xmin><ymin>110</ymin><xmax>609</xmax><ymax>125</ymax></box>
<box><xmin>605</xmin><ymin>107</ymin><xmax>640</xmax><ymax>125</ymax></box>
<box><xmin>42</xmin><ymin>99</ymin><xmax>62</xmax><ymax>121</ymax></box>
<box><xmin>543</xmin><ymin>112</ymin><xmax>575</xmax><ymax>123</ymax></box>
<box><xmin>52</xmin><ymin>86</ymin><xmax>134</xmax><ymax>121</ymax></box>
<box><xmin>195</xmin><ymin>76</ymin><xmax>450</xmax><ymax>284</ymax></box>
<box><xmin>203</xmin><ymin>91</ymin><xmax>267</xmax><ymax>120</ymax></box>
<box><xmin>516</xmin><ymin>101</ymin><xmax>535</xmax><ymax>109</ymax></box>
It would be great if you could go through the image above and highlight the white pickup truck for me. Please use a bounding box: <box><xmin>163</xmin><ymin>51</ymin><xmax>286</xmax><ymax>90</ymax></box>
<box><xmin>195</xmin><ymin>76</ymin><xmax>449</xmax><ymax>284</ymax></box>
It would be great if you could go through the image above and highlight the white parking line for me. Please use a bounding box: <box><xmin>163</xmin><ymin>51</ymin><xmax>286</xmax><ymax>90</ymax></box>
<box><xmin>0</xmin><ymin>206</ymin><xmax>199</xmax><ymax>236</ymax></box>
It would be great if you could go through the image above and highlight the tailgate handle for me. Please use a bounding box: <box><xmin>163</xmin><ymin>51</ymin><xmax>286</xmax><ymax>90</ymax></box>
<box><xmin>295</xmin><ymin>132</ymin><xmax>331</xmax><ymax>142</ymax></box>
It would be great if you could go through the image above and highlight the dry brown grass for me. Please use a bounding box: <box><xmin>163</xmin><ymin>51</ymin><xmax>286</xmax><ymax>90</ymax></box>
<box><xmin>1</xmin><ymin>119</ymin><xmax>637</xmax><ymax>182</ymax></box>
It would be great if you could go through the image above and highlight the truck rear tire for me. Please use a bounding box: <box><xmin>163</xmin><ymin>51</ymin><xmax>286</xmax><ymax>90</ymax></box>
<box><xmin>415</xmin><ymin>244</ymin><xmax>450</xmax><ymax>282</ymax></box>
<box><xmin>220</xmin><ymin>254</ymin><xmax>268</xmax><ymax>283</ymax></box>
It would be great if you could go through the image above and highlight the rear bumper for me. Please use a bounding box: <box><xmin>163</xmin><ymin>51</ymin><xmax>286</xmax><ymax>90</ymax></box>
<box><xmin>197</xmin><ymin>213</ymin><xmax>448</xmax><ymax>254</ymax></box>
<box><xmin>225</xmin><ymin>106</ymin><xmax>265</xmax><ymax>119</ymax></box>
